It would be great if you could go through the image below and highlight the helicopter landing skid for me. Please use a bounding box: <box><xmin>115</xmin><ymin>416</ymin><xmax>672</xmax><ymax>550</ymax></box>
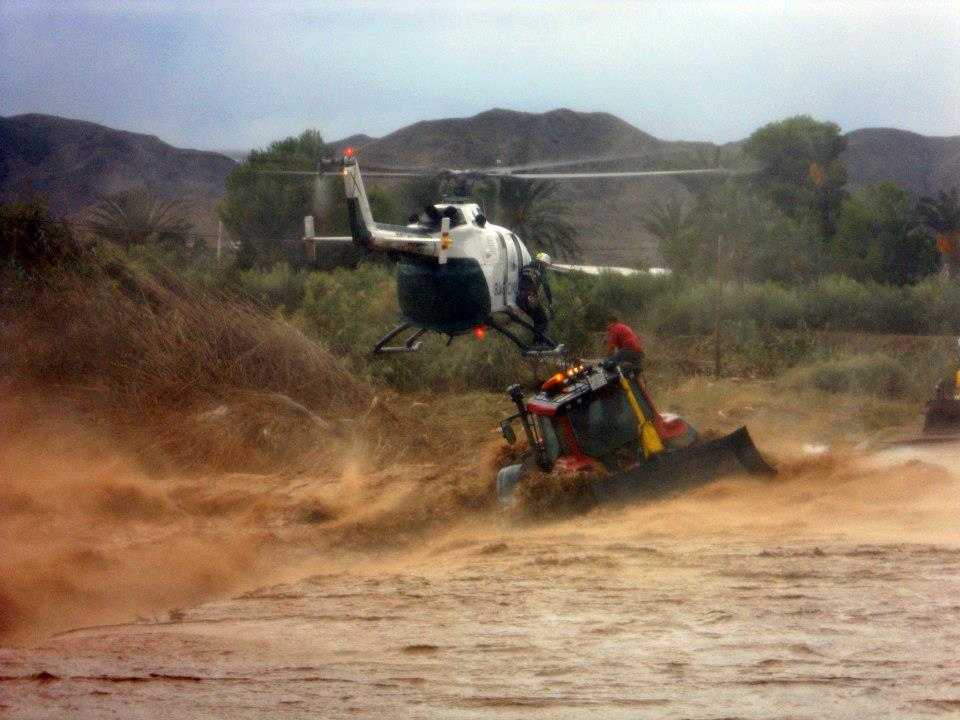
<box><xmin>486</xmin><ymin>318</ymin><xmax>566</xmax><ymax>358</ymax></box>
<box><xmin>372</xmin><ymin>322</ymin><xmax>427</xmax><ymax>354</ymax></box>
<box><xmin>524</xmin><ymin>344</ymin><xmax>567</xmax><ymax>359</ymax></box>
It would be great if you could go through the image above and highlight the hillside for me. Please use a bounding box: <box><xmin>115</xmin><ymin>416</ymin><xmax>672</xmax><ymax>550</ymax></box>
<box><xmin>0</xmin><ymin>114</ymin><xmax>237</xmax><ymax>215</ymax></box>
<box><xmin>355</xmin><ymin>108</ymin><xmax>661</xmax><ymax>167</ymax></box>
<box><xmin>841</xmin><ymin>127</ymin><xmax>960</xmax><ymax>196</ymax></box>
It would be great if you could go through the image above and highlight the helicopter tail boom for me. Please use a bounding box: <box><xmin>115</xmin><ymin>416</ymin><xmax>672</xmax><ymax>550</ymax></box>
<box><xmin>342</xmin><ymin>157</ymin><xmax>376</xmax><ymax>248</ymax></box>
<box><xmin>341</xmin><ymin>157</ymin><xmax>450</xmax><ymax>263</ymax></box>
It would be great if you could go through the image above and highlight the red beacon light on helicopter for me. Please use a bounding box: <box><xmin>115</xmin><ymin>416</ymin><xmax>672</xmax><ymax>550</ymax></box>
<box><xmin>473</xmin><ymin>325</ymin><xmax>487</xmax><ymax>340</ymax></box>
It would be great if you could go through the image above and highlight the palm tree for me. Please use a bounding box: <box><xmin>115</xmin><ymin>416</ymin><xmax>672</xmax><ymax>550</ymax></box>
<box><xmin>641</xmin><ymin>195</ymin><xmax>698</xmax><ymax>274</ymax></box>
<box><xmin>89</xmin><ymin>189</ymin><xmax>193</xmax><ymax>250</ymax></box>
<box><xmin>477</xmin><ymin>177</ymin><xmax>580</xmax><ymax>260</ymax></box>
<box><xmin>917</xmin><ymin>187</ymin><xmax>960</xmax><ymax>278</ymax></box>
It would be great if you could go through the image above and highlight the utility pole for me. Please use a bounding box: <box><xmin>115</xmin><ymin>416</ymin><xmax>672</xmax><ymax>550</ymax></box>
<box><xmin>216</xmin><ymin>220</ymin><xmax>223</xmax><ymax>261</ymax></box>
<box><xmin>714</xmin><ymin>233</ymin><xmax>722</xmax><ymax>379</ymax></box>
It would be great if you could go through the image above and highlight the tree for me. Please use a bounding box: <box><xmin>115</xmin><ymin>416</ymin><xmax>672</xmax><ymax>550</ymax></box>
<box><xmin>1</xmin><ymin>199</ymin><xmax>78</xmax><ymax>271</ymax></box>
<box><xmin>917</xmin><ymin>187</ymin><xmax>960</xmax><ymax>278</ymax></box>
<box><xmin>475</xmin><ymin>177</ymin><xmax>580</xmax><ymax>259</ymax></box>
<box><xmin>707</xmin><ymin>183</ymin><xmax>820</xmax><ymax>282</ymax></box>
<box><xmin>641</xmin><ymin>195</ymin><xmax>699</xmax><ymax>275</ymax></box>
<box><xmin>832</xmin><ymin>182</ymin><xmax>937</xmax><ymax>285</ymax></box>
<box><xmin>744</xmin><ymin>115</ymin><xmax>848</xmax><ymax>238</ymax></box>
<box><xmin>221</xmin><ymin>129</ymin><xmax>407</xmax><ymax>269</ymax></box>
<box><xmin>88</xmin><ymin>188</ymin><xmax>193</xmax><ymax>253</ymax></box>
<box><xmin>248</xmin><ymin>128</ymin><xmax>327</xmax><ymax>167</ymax></box>
<box><xmin>644</xmin><ymin>183</ymin><xmax>818</xmax><ymax>282</ymax></box>
<box><xmin>220</xmin><ymin>130</ymin><xmax>329</xmax><ymax>269</ymax></box>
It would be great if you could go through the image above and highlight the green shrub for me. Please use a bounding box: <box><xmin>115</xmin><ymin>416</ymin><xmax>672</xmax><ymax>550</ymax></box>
<box><xmin>800</xmin><ymin>275</ymin><xmax>875</xmax><ymax>330</ymax></box>
<box><xmin>582</xmin><ymin>271</ymin><xmax>674</xmax><ymax>326</ymax></box>
<box><xmin>724</xmin><ymin>282</ymin><xmax>805</xmax><ymax>330</ymax></box>
<box><xmin>648</xmin><ymin>282</ymin><xmax>717</xmax><ymax>334</ymax></box>
<box><xmin>726</xmin><ymin>320</ymin><xmax>816</xmax><ymax>376</ymax></box>
<box><xmin>909</xmin><ymin>277</ymin><xmax>960</xmax><ymax>334</ymax></box>
<box><xmin>236</xmin><ymin>262</ymin><xmax>307</xmax><ymax>313</ymax></box>
<box><xmin>785</xmin><ymin>354</ymin><xmax>914</xmax><ymax>397</ymax></box>
<box><xmin>208</xmin><ymin>255</ymin><xmax>960</xmax><ymax>392</ymax></box>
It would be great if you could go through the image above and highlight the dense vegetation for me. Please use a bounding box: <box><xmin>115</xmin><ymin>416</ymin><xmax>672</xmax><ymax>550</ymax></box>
<box><xmin>6</xmin><ymin>114</ymin><xmax>960</xmax><ymax>402</ymax></box>
<box><xmin>648</xmin><ymin>116</ymin><xmax>954</xmax><ymax>286</ymax></box>
<box><xmin>6</xmin><ymin>201</ymin><xmax>954</xmax><ymax>404</ymax></box>
<box><xmin>144</xmin><ymin>253</ymin><xmax>960</xmax><ymax>396</ymax></box>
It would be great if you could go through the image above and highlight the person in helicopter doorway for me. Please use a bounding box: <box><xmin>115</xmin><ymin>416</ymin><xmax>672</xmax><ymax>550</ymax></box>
<box><xmin>602</xmin><ymin>312</ymin><xmax>646</xmax><ymax>371</ymax></box>
<box><xmin>517</xmin><ymin>252</ymin><xmax>554</xmax><ymax>345</ymax></box>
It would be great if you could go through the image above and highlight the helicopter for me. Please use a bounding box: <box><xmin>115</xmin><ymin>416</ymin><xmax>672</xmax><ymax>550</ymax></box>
<box><xmin>286</xmin><ymin>147</ymin><xmax>739</xmax><ymax>356</ymax></box>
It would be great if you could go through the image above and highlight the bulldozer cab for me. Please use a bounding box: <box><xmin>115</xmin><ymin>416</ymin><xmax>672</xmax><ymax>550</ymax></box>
<box><xmin>573</xmin><ymin>383</ymin><xmax>639</xmax><ymax>453</ymax></box>
<box><xmin>526</xmin><ymin>369</ymin><xmax>655</xmax><ymax>470</ymax></box>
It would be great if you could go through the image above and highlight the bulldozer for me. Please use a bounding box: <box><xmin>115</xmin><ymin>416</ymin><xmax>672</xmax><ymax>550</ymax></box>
<box><xmin>889</xmin><ymin>338</ymin><xmax>960</xmax><ymax>447</ymax></box>
<box><xmin>495</xmin><ymin>359</ymin><xmax>775</xmax><ymax>508</ymax></box>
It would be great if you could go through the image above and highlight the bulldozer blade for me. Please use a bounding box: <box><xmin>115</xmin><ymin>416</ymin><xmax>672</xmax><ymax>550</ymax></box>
<box><xmin>924</xmin><ymin>397</ymin><xmax>960</xmax><ymax>433</ymax></box>
<box><xmin>883</xmin><ymin>432</ymin><xmax>960</xmax><ymax>449</ymax></box>
<box><xmin>588</xmin><ymin>426</ymin><xmax>775</xmax><ymax>506</ymax></box>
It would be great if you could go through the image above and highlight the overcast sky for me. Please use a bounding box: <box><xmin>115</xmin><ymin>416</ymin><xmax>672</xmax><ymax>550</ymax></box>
<box><xmin>2</xmin><ymin>1</ymin><xmax>958</xmax><ymax>152</ymax></box>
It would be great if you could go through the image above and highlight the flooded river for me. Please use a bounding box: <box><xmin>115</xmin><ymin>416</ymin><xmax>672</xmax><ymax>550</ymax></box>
<box><xmin>3</xmin><ymin>445</ymin><xmax>960</xmax><ymax>718</ymax></box>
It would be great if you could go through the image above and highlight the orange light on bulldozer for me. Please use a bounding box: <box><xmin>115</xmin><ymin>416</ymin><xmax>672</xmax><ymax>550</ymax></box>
<box><xmin>542</xmin><ymin>365</ymin><xmax>587</xmax><ymax>392</ymax></box>
<box><xmin>541</xmin><ymin>372</ymin><xmax>566</xmax><ymax>392</ymax></box>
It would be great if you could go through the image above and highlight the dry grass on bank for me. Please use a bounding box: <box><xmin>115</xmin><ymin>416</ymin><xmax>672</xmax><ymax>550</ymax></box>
<box><xmin>1</xmin><ymin>251</ymin><xmax>389</xmax><ymax>472</ymax></box>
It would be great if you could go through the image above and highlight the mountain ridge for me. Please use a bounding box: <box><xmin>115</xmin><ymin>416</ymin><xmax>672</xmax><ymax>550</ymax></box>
<box><xmin>3</xmin><ymin>110</ymin><xmax>959</xmax><ymax>266</ymax></box>
<box><xmin>0</xmin><ymin>113</ymin><xmax>237</xmax><ymax>214</ymax></box>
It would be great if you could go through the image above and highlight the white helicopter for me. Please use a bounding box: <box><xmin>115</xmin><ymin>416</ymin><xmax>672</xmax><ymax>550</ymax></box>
<box><xmin>292</xmin><ymin>147</ymin><xmax>737</xmax><ymax>356</ymax></box>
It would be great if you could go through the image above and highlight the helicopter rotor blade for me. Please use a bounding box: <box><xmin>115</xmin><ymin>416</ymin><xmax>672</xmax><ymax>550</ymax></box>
<box><xmin>253</xmin><ymin>157</ymin><xmax>755</xmax><ymax>182</ymax></box>
<box><xmin>360</xmin><ymin>162</ymin><xmax>445</xmax><ymax>174</ymax></box>
<box><xmin>258</xmin><ymin>170</ymin><xmax>321</xmax><ymax>177</ymax></box>
<box><xmin>361</xmin><ymin>170</ymin><xmax>443</xmax><ymax>178</ymax></box>
<box><xmin>488</xmin><ymin>152</ymin><xmax>664</xmax><ymax>174</ymax></box>
<box><xmin>503</xmin><ymin>167</ymin><xmax>748</xmax><ymax>180</ymax></box>
<box><xmin>257</xmin><ymin>168</ymin><xmax>444</xmax><ymax>178</ymax></box>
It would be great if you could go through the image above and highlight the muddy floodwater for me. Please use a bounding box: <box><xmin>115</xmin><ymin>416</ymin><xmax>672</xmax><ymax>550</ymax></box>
<box><xmin>3</xmin><ymin>445</ymin><xmax>960</xmax><ymax>718</ymax></box>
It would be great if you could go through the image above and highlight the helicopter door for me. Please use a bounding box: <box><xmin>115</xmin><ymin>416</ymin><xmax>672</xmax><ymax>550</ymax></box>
<box><xmin>494</xmin><ymin>233</ymin><xmax>510</xmax><ymax>306</ymax></box>
<box><xmin>506</xmin><ymin>233</ymin><xmax>524</xmax><ymax>307</ymax></box>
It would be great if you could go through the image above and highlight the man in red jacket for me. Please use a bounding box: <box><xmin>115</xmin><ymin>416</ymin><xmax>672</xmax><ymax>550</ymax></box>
<box><xmin>604</xmin><ymin>314</ymin><xmax>645</xmax><ymax>369</ymax></box>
